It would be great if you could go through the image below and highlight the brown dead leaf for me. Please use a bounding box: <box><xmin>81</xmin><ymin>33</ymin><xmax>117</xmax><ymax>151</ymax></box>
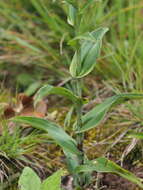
<box><xmin>3</xmin><ymin>106</ymin><xmax>15</xmax><ymax>119</ymax></box>
<box><xmin>19</xmin><ymin>93</ymin><xmax>33</xmax><ymax>107</ymax></box>
<box><xmin>0</xmin><ymin>94</ymin><xmax>47</xmax><ymax>135</ymax></box>
<box><xmin>20</xmin><ymin>107</ymin><xmax>46</xmax><ymax>118</ymax></box>
<box><xmin>15</xmin><ymin>93</ymin><xmax>33</xmax><ymax>113</ymax></box>
<box><xmin>35</xmin><ymin>100</ymin><xmax>47</xmax><ymax>116</ymax></box>
<box><xmin>18</xmin><ymin>94</ymin><xmax>47</xmax><ymax>118</ymax></box>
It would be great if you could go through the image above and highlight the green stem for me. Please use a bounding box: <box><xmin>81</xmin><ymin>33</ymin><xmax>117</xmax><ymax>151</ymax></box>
<box><xmin>71</xmin><ymin>2</ymin><xmax>86</xmax><ymax>187</ymax></box>
<box><xmin>75</xmin><ymin>79</ymin><xmax>84</xmax><ymax>154</ymax></box>
<box><xmin>72</xmin><ymin>78</ymin><xmax>85</xmax><ymax>187</ymax></box>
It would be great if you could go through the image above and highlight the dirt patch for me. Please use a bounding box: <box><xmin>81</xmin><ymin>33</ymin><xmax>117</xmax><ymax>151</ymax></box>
<box><xmin>101</xmin><ymin>166</ymin><xmax>143</xmax><ymax>190</ymax></box>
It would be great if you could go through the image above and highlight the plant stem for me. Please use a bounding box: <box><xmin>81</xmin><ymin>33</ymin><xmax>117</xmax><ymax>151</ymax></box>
<box><xmin>75</xmin><ymin>79</ymin><xmax>84</xmax><ymax>154</ymax></box>
<box><xmin>71</xmin><ymin>2</ymin><xmax>86</xmax><ymax>187</ymax></box>
<box><xmin>72</xmin><ymin>78</ymin><xmax>85</xmax><ymax>187</ymax></box>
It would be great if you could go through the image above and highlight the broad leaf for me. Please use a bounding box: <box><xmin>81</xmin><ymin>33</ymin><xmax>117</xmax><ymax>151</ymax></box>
<box><xmin>12</xmin><ymin>116</ymin><xmax>81</xmax><ymax>156</ymax></box>
<box><xmin>76</xmin><ymin>157</ymin><xmax>143</xmax><ymax>188</ymax></box>
<box><xmin>34</xmin><ymin>84</ymin><xmax>82</xmax><ymax>106</ymax></box>
<box><xmin>78</xmin><ymin>93</ymin><xmax>143</xmax><ymax>133</ymax></box>
<box><xmin>19</xmin><ymin>167</ymin><xmax>63</xmax><ymax>190</ymax></box>
<box><xmin>42</xmin><ymin>170</ymin><xmax>63</xmax><ymax>190</ymax></box>
<box><xmin>69</xmin><ymin>28</ymin><xmax>108</xmax><ymax>78</ymax></box>
<box><xmin>19</xmin><ymin>167</ymin><xmax>41</xmax><ymax>190</ymax></box>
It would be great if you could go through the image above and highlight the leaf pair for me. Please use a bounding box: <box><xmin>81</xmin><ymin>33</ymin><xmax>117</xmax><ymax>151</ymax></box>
<box><xmin>76</xmin><ymin>157</ymin><xmax>143</xmax><ymax>188</ymax></box>
<box><xmin>19</xmin><ymin>167</ymin><xmax>62</xmax><ymax>190</ymax></box>
<box><xmin>70</xmin><ymin>28</ymin><xmax>109</xmax><ymax>78</ymax></box>
<box><xmin>13</xmin><ymin>93</ymin><xmax>143</xmax><ymax>154</ymax></box>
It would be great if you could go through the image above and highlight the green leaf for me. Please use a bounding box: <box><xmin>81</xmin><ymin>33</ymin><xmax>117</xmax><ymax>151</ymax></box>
<box><xmin>79</xmin><ymin>40</ymin><xmax>102</xmax><ymax>77</ymax></box>
<box><xmin>69</xmin><ymin>28</ymin><xmax>108</xmax><ymax>78</ymax></box>
<box><xmin>12</xmin><ymin>116</ymin><xmax>81</xmax><ymax>156</ymax></box>
<box><xmin>42</xmin><ymin>170</ymin><xmax>63</xmax><ymax>190</ymax></box>
<box><xmin>64</xmin><ymin>150</ymin><xmax>79</xmax><ymax>174</ymax></box>
<box><xmin>25</xmin><ymin>82</ymin><xmax>41</xmax><ymax>96</ymax></box>
<box><xmin>19</xmin><ymin>167</ymin><xmax>41</xmax><ymax>190</ymax></box>
<box><xmin>34</xmin><ymin>84</ymin><xmax>82</xmax><ymax>106</ymax></box>
<box><xmin>128</xmin><ymin>132</ymin><xmax>143</xmax><ymax>140</ymax></box>
<box><xmin>67</xmin><ymin>4</ymin><xmax>77</xmax><ymax>26</ymax></box>
<box><xmin>80</xmin><ymin>0</ymin><xmax>96</xmax><ymax>13</ymax></box>
<box><xmin>15</xmin><ymin>37</ymin><xmax>41</xmax><ymax>53</ymax></box>
<box><xmin>64</xmin><ymin>0</ymin><xmax>77</xmax><ymax>7</ymax></box>
<box><xmin>78</xmin><ymin>93</ymin><xmax>143</xmax><ymax>133</ymax></box>
<box><xmin>64</xmin><ymin>106</ymin><xmax>74</xmax><ymax>128</ymax></box>
<box><xmin>69</xmin><ymin>51</ymin><xmax>78</xmax><ymax>78</ymax></box>
<box><xmin>75</xmin><ymin>157</ymin><xmax>143</xmax><ymax>188</ymax></box>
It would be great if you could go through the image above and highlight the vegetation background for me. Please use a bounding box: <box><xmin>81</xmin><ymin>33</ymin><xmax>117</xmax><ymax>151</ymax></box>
<box><xmin>0</xmin><ymin>0</ymin><xmax>143</xmax><ymax>189</ymax></box>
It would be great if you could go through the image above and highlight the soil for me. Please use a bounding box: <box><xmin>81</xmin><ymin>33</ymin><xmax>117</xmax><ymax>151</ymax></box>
<box><xmin>100</xmin><ymin>166</ymin><xmax>143</xmax><ymax>190</ymax></box>
<box><xmin>61</xmin><ymin>165</ymin><xmax>143</xmax><ymax>190</ymax></box>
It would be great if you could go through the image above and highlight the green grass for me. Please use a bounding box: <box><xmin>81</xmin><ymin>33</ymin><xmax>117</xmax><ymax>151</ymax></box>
<box><xmin>0</xmin><ymin>119</ymin><xmax>47</xmax><ymax>187</ymax></box>
<box><xmin>95</xmin><ymin>0</ymin><xmax>143</xmax><ymax>92</ymax></box>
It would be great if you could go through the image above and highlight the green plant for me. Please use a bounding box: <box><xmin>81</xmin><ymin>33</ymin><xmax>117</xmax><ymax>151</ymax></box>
<box><xmin>0</xmin><ymin>119</ymin><xmax>47</xmax><ymax>189</ymax></box>
<box><xmin>18</xmin><ymin>167</ymin><xmax>62</xmax><ymax>190</ymax></box>
<box><xmin>12</xmin><ymin>1</ymin><xmax>143</xmax><ymax>189</ymax></box>
<box><xmin>0</xmin><ymin>120</ymin><xmax>44</xmax><ymax>158</ymax></box>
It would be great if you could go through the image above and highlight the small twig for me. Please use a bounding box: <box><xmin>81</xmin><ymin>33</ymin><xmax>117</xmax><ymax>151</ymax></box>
<box><xmin>95</xmin><ymin>173</ymin><xmax>101</xmax><ymax>190</ymax></box>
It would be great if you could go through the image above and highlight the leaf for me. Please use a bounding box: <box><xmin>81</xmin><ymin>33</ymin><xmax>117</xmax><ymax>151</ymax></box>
<box><xmin>80</xmin><ymin>0</ymin><xmax>96</xmax><ymax>13</ymax></box>
<box><xmin>15</xmin><ymin>37</ymin><xmax>41</xmax><ymax>53</ymax></box>
<box><xmin>25</xmin><ymin>82</ymin><xmax>41</xmax><ymax>96</ymax></box>
<box><xmin>69</xmin><ymin>28</ymin><xmax>108</xmax><ymax>78</ymax></box>
<box><xmin>64</xmin><ymin>0</ymin><xmax>77</xmax><ymax>7</ymax></box>
<box><xmin>69</xmin><ymin>51</ymin><xmax>78</xmax><ymax>78</ymax></box>
<box><xmin>19</xmin><ymin>167</ymin><xmax>41</xmax><ymax>190</ymax></box>
<box><xmin>64</xmin><ymin>150</ymin><xmax>79</xmax><ymax>174</ymax></box>
<box><xmin>42</xmin><ymin>170</ymin><xmax>63</xmax><ymax>190</ymax></box>
<box><xmin>75</xmin><ymin>157</ymin><xmax>143</xmax><ymax>188</ymax></box>
<box><xmin>64</xmin><ymin>106</ymin><xmax>74</xmax><ymax>128</ymax></box>
<box><xmin>128</xmin><ymin>132</ymin><xmax>143</xmax><ymax>140</ymax></box>
<box><xmin>78</xmin><ymin>93</ymin><xmax>143</xmax><ymax>133</ymax></box>
<box><xmin>12</xmin><ymin>116</ymin><xmax>81</xmax><ymax>156</ymax></box>
<box><xmin>67</xmin><ymin>4</ymin><xmax>77</xmax><ymax>26</ymax></box>
<box><xmin>34</xmin><ymin>84</ymin><xmax>82</xmax><ymax>106</ymax></box>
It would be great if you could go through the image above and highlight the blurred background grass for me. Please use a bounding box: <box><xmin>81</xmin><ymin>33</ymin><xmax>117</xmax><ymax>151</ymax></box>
<box><xmin>0</xmin><ymin>0</ymin><xmax>143</xmax><ymax>93</ymax></box>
